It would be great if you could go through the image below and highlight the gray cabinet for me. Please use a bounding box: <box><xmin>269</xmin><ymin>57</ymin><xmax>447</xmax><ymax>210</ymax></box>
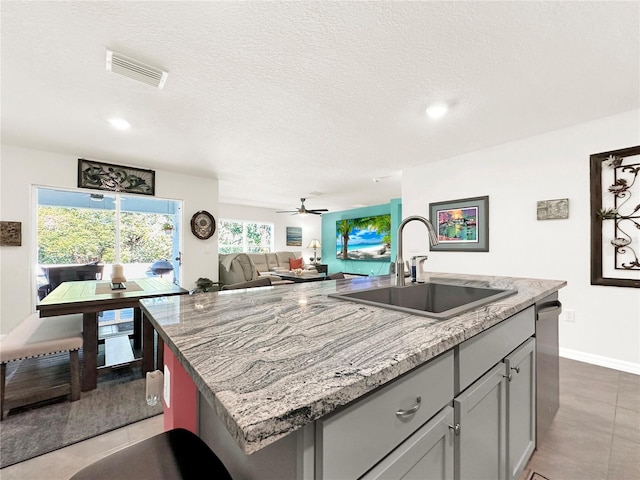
<box><xmin>506</xmin><ymin>338</ymin><xmax>536</xmax><ymax>480</ymax></box>
<box><xmin>454</xmin><ymin>308</ymin><xmax>536</xmax><ymax>480</ymax></box>
<box><xmin>361</xmin><ymin>406</ymin><xmax>454</xmax><ymax>480</ymax></box>
<box><xmin>317</xmin><ymin>350</ymin><xmax>454</xmax><ymax>480</ymax></box>
<box><xmin>454</xmin><ymin>362</ymin><xmax>507</xmax><ymax>480</ymax></box>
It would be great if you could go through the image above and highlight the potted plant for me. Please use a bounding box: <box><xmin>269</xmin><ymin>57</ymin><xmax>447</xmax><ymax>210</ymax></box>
<box><xmin>191</xmin><ymin>277</ymin><xmax>218</xmax><ymax>293</ymax></box>
<box><xmin>162</xmin><ymin>222</ymin><xmax>174</xmax><ymax>234</ymax></box>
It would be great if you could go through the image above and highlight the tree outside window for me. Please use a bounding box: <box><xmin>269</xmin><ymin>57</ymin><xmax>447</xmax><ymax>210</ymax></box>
<box><xmin>218</xmin><ymin>219</ymin><xmax>273</xmax><ymax>254</ymax></box>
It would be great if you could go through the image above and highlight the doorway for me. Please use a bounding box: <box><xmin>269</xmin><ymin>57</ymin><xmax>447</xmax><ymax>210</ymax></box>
<box><xmin>35</xmin><ymin>187</ymin><xmax>182</xmax><ymax>332</ymax></box>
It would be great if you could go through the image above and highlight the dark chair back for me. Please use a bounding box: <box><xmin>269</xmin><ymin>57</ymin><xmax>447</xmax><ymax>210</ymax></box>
<box><xmin>40</xmin><ymin>264</ymin><xmax>105</xmax><ymax>298</ymax></box>
<box><xmin>221</xmin><ymin>277</ymin><xmax>272</xmax><ymax>290</ymax></box>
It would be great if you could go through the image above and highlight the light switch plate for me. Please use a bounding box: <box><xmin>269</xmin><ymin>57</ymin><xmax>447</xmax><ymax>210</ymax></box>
<box><xmin>163</xmin><ymin>364</ymin><xmax>171</xmax><ymax>408</ymax></box>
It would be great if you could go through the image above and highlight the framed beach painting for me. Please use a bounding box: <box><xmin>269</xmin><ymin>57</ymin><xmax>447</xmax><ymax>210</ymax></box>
<box><xmin>286</xmin><ymin>226</ymin><xmax>302</xmax><ymax>246</ymax></box>
<box><xmin>336</xmin><ymin>214</ymin><xmax>391</xmax><ymax>261</ymax></box>
<box><xmin>429</xmin><ymin>196</ymin><xmax>489</xmax><ymax>252</ymax></box>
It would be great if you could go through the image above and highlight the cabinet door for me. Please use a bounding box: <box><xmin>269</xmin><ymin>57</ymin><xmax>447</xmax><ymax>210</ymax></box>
<box><xmin>361</xmin><ymin>406</ymin><xmax>454</xmax><ymax>480</ymax></box>
<box><xmin>505</xmin><ymin>338</ymin><xmax>536</xmax><ymax>480</ymax></box>
<box><xmin>454</xmin><ymin>363</ymin><xmax>507</xmax><ymax>480</ymax></box>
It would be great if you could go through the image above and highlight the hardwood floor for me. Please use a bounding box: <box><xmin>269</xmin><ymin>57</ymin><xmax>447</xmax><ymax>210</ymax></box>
<box><xmin>2</xmin><ymin>358</ymin><xmax>638</xmax><ymax>479</ymax></box>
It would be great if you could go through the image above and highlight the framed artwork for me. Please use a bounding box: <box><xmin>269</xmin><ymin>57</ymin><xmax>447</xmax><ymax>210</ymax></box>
<box><xmin>590</xmin><ymin>145</ymin><xmax>640</xmax><ymax>288</ymax></box>
<box><xmin>429</xmin><ymin>196</ymin><xmax>489</xmax><ymax>252</ymax></box>
<box><xmin>537</xmin><ymin>198</ymin><xmax>569</xmax><ymax>220</ymax></box>
<box><xmin>286</xmin><ymin>227</ymin><xmax>302</xmax><ymax>246</ymax></box>
<box><xmin>335</xmin><ymin>213</ymin><xmax>391</xmax><ymax>261</ymax></box>
<box><xmin>0</xmin><ymin>221</ymin><xmax>22</xmax><ymax>246</ymax></box>
<box><xmin>78</xmin><ymin>158</ymin><xmax>155</xmax><ymax>196</ymax></box>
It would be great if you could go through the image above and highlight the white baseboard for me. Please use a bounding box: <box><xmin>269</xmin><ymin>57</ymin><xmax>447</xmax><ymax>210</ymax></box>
<box><xmin>560</xmin><ymin>347</ymin><xmax>640</xmax><ymax>375</ymax></box>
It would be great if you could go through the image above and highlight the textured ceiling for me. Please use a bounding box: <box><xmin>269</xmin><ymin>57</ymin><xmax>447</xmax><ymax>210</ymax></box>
<box><xmin>2</xmin><ymin>1</ymin><xmax>638</xmax><ymax>213</ymax></box>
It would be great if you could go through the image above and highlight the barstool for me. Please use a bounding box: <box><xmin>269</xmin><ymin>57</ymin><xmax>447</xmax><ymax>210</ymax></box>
<box><xmin>70</xmin><ymin>428</ymin><xmax>232</xmax><ymax>479</ymax></box>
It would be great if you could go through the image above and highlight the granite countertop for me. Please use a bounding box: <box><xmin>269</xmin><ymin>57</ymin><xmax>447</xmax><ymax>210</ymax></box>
<box><xmin>140</xmin><ymin>272</ymin><xmax>565</xmax><ymax>455</ymax></box>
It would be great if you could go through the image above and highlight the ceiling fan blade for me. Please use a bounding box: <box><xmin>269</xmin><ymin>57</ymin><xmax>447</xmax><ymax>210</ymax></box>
<box><xmin>276</xmin><ymin>210</ymin><xmax>298</xmax><ymax>213</ymax></box>
<box><xmin>307</xmin><ymin>209</ymin><xmax>328</xmax><ymax>213</ymax></box>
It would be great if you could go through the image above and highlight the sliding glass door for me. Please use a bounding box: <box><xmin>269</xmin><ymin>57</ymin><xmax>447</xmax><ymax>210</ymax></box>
<box><xmin>36</xmin><ymin>187</ymin><xmax>182</xmax><ymax>326</ymax></box>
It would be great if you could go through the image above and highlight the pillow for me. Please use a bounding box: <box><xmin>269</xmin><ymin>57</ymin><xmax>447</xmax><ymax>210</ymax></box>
<box><xmin>289</xmin><ymin>257</ymin><xmax>304</xmax><ymax>269</ymax></box>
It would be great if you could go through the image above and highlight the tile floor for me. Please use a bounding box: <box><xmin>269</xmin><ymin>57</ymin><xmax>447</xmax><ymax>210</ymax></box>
<box><xmin>1</xmin><ymin>358</ymin><xmax>638</xmax><ymax>479</ymax></box>
<box><xmin>520</xmin><ymin>358</ymin><xmax>640</xmax><ymax>480</ymax></box>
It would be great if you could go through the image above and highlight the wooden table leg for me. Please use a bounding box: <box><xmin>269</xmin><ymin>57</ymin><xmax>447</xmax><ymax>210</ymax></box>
<box><xmin>133</xmin><ymin>307</ymin><xmax>142</xmax><ymax>350</ymax></box>
<box><xmin>157</xmin><ymin>335</ymin><xmax>164</xmax><ymax>370</ymax></box>
<box><xmin>82</xmin><ymin>312</ymin><xmax>98</xmax><ymax>391</ymax></box>
<box><xmin>142</xmin><ymin>312</ymin><xmax>154</xmax><ymax>374</ymax></box>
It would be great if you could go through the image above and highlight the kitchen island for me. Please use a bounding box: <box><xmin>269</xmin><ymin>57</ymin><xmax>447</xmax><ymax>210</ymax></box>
<box><xmin>140</xmin><ymin>272</ymin><xmax>565</xmax><ymax>479</ymax></box>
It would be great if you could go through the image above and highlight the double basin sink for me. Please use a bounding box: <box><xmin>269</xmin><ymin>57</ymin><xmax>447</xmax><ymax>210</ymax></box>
<box><xmin>328</xmin><ymin>282</ymin><xmax>517</xmax><ymax>320</ymax></box>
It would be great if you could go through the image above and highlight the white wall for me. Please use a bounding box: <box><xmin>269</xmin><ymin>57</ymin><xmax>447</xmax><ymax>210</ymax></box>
<box><xmin>218</xmin><ymin>203</ymin><xmax>322</xmax><ymax>261</ymax></box>
<box><xmin>0</xmin><ymin>144</ymin><xmax>219</xmax><ymax>334</ymax></box>
<box><xmin>402</xmin><ymin>110</ymin><xmax>640</xmax><ymax>373</ymax></box>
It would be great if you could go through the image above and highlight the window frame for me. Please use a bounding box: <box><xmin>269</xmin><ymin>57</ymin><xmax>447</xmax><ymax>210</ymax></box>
<box><xmin>218</xmin><ymin>218</ymin><xmax>274</xmax><ymax>254</ymax></box>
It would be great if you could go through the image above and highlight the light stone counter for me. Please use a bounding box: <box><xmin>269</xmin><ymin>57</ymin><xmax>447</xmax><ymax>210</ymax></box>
<box><xmin>140</xmin><ymin>273</ymin><xmax>565</xmax><ymax>455</ymax></box>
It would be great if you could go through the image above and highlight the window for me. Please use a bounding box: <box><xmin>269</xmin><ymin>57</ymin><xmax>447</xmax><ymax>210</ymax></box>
<box><xmin>218</xmin><ymin>219</ymin><xmax>273</xmax><ymax>254</ymax></box>
<box><xmin>36</xmin><ymin>187</ymin><xmax>182</xmax><ymax>328</ymax></box>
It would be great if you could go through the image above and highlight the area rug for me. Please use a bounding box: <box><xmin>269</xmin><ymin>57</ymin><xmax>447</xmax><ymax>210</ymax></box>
<box><xmin>0</xmin><ymin>355</ymin><xmax>162</xmax><ymax>468</ymax></box>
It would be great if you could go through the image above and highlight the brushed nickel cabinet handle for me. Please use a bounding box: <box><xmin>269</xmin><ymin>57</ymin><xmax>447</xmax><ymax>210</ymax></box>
<box><xmin>396</xmin><ymin>396</ymin><xmax>422</xmax><ymax>417</ymax></box>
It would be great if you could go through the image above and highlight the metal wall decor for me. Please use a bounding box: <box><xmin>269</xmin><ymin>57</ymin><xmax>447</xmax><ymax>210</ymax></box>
<box><xmin>590</xmin><ymin>145</ymin><xmax>640</xmax><ymax>288</ymax></box>
<box><xmin>78</xmin><ymin>158</ymin><xmax>155</xmax><ymax>196</ymax></box>
<box><xmin>0</xmin><ymin>221</ymin><xmax>22</xmax><ymax>246</ymax></box>
<box><xmin>537</xmin><ymin>198</ymin><xmax>569</xmax><ymax>220</ymax></box>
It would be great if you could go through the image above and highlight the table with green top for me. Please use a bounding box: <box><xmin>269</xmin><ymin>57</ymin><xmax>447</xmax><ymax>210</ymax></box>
<box><xmin>37</xmin><ymin>277</ymin><xmax>188</xmax><ymax>391</ymax></box>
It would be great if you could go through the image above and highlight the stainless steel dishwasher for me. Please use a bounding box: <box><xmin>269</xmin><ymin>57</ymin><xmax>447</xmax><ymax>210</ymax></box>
<box><xmin>535</xmin><ymin>292</ymin><xmax>562</xmax><ymax>445</ymax></box>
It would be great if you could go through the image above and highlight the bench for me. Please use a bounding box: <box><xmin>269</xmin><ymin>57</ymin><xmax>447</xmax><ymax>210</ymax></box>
<box><xmin>0</xmin><ymin>312</ymin><xmax>83</xmax><ymax>420</ymax></box>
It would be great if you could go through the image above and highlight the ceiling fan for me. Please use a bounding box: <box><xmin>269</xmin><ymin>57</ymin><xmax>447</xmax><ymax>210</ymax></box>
<box><xmin>277</xmin><ymin>198</ymin><xmax>328</xmax><ymax>216</ymax></box>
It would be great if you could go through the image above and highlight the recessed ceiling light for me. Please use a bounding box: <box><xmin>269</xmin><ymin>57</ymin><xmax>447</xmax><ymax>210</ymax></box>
<box><xmin>425</xmin><ymin>102</ymin><xmax>449</xmax><ymax>119</ymax></box>
<box><xmin>108</xmin><ymin>117</ymin><xmax>130</xmax><ymax>130</ymax></box>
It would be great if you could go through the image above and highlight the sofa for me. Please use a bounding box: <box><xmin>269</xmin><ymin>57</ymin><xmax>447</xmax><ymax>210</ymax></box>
<box><xmin>247</xmin><ymin>252</ymin><xmax>318</xmax><ymax>275</ymax></box>
<box><xmin>219</xmin><ymin>252</ymin><xmax>317</xmax><ymax>287</ymax></box>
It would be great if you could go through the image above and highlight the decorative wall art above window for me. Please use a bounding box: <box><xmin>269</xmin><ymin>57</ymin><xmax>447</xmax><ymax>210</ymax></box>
<box><xmin>590</xmin><ymin>145</ymin><xmax>640</xmax><ymax>288</ymax></box>
<box><xmin>77</xmin><ymin>158</ymin><xmax>155</xmax><ymax>196</ymax></box>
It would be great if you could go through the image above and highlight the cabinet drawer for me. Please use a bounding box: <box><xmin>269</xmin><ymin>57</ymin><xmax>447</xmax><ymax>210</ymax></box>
<box><xmin>457</xmin><ymin>306</ymin><xmax>534</xmax><ymax>393</ymax></box>
<box><xmin>361</xmin><ymin>405</ymin><xmax>454</xmax><ymax>480</ymax></box>
<box><xmin>317</xmin><ymin>350</ymin><xmax>454</xmax><ymax>480</ymax></box>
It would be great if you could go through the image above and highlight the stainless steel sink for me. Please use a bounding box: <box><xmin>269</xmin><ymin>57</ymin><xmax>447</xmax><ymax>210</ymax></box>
<box><xmin>328</xmin><ymin>282</ymin><xmax>517</xmax><ymax>320</ymax></box>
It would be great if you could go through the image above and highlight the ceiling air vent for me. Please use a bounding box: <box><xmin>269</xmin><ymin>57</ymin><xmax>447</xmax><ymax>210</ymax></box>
<box><xmin>106</xmin><ymin>50</ymin><xmax>168</xmax><ymax>89</ymax></box>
